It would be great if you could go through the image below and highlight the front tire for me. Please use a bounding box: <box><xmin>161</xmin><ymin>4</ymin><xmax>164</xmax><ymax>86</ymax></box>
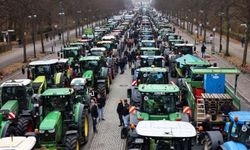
<box><xmin>97</xmin><ymin>83</ymin><xmax>107</xmax><ymax>98</ymax></box>
<box><xmin>65</xmin><ymin>134</ymin><xmax>80</xmax><ymax>150</ymax></box>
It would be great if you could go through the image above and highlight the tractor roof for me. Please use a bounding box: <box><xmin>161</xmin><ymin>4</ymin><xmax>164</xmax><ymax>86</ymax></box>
<box><xmin>53</xmin><ymin>58</ymin><xmax>69</xmax><ymax>64</ymax></box>
<box><xmin>141</xmin><ymin>40</ymin><xmax>155</xmax><ymax>43</ymax></box>
<box><xmin>138</xmin><ymin>84</ymin><xmax>179</xmax><ymax>93</ymax></box>
<box><xmin>42</xmin><ymin>88</ymin><xmax>74</xmax><ymax>96</ymax></box>
<box><xmin>29</xmin><ymin>59</ymin><xmax>58</xmax><ymax>66</ymax></box>
<box><xmin>140</xmin><ymin>55</ymin><xmax>163</xmax><ymax>59</ymax></box>
<box><xmin>90</xmin><ymin>47</ymin><xmax>106</xmax><ymax>51</ymax></box>
<box><xmin>174</xmin><ymin>43</ymin><xmax>194</xmax><ymax>47</ymax></box>
<box><xmin>191</xmin><ymin>67</ymin><xmax>240</xmax><ymax>75</ymax></box>
<box><xmin>70</xmin><ymin>78</ymin><xmax>87</xmax><ymax>86</ymax></box>
<box><xmin>175</xmin><ymin>54</ymin><xmax>210</xmax><ymax>66</ymax></box>
<box><xmin>62</xmin><ymin>47</ymin><xmax>81</xmax><ymax>51</ymax></box>
<box><xmin>79</xmin><ymin>56</ymin><xmax>101</xmax><ymax>61</ymax></box>
<box><xmin>136</xmin><ymin>120</ymin><xmax>196</xmax><ymax>138</ymax></box>
<box><xmin>229</xmin><ymin>111</ymin><xmax>250</xmax><ymax>124</ymax></box>
<box><xmin>0</xmin><ymin>136</ymin><xmax>36</xmax><ymax>150</ymax></box>
<box><xmin>169</xmin><ymin>39</ymin><xmax>184</xmax><ymax>42</ymax></box>
<box><xmin>140</xmin><ymin>47</ymin><xmax>159</xmax><ymax>51</ymax></box>
<box><xmin>69</xmin><ymin>42</ymin><xmax>85</xmax><ymax>46</ymax></box>
<box><xmin>1</xmin><ymin>79</ymin><xmax>32</xmax><ymax>87</ymax></box>
<box><xmin>97</xmin><ymin>41</ymin><xmax>113</xmax><ymax>44</ymax></box>
<box><xmin>137</xmin><ymin>67</ymin><xmax>168</xmax><ymax>73</ymax></box>
<box><xmin>102</xmin><ymin>35</ymin><xmax>116</xmax><ymax>40</ymax></box>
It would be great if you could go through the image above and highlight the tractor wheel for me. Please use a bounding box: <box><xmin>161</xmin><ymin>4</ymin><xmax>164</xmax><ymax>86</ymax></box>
<box><xmin>79</xmin><ymin>105</ymin><xmax>89</xmax><ymax>144</ymax></box>
<box><xmin>2</xmin><ymin>124</ymin><xmax>17</xmax><ymax>137</ymax></box>
<box><xmin>65</xmin><ymin>134</ymin><xmax>80</xmax><ymax>150</ymax></box>
<box><xmin>204</xmin><ymin>135</ymin><xmax>213</xmax><ymax>150</ymax></box>
<box><xmin>16</xmin><ymin>118</ymin><xmax>33</xmax><ymax>136</ymax></box>
<box><xmin>97</xmin><ymin>83</ymin><xmax>107</xmax><ymax>98</ymax></box>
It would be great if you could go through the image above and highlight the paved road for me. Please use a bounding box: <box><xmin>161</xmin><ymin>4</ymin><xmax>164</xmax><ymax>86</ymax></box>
<box><xmin>174</xmin><ymin>25</ymin><xmax>250</xmax><ymax>110</ymax></box>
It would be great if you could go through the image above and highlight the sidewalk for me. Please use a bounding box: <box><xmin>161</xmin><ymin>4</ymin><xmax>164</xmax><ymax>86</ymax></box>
<box><xmin>174</xmin><ymin>25</ymin><xmax>250</xmax><ymax>110</ymax></box>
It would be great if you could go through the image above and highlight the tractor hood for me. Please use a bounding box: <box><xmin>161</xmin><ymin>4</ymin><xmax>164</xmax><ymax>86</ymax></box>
<box><xmin>223</xmin><ymin>141</ymin><xmax>248</xmax><ymax>150</ymax></box>
<box><xmin>137</xmin><ymin>112</ymin><xmax>182</xmax><ymax>121</ymax></box>
<box><xmin>83</xmin><ymin>70</ymin><xmax>93</xmax><ymax>81</ymax></box>
<box><xmin>40</xmin><ymin>111</ymin><xmax>61</xmax><ymax>131</ymax></box>
<box><xmin>1</xmin><ymin>100</ymin><xmax>18</xmax><ymax>112</ymax></box>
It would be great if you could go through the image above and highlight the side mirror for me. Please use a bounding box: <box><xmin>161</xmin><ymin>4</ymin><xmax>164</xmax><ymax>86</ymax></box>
<box><xmin>224</xmin><ymin>122</ymin><xmax>230</xmax><ymax>134</ymax></box>
<box><xmin>127</xmin><ymin>88</ymin><xmax>132</xmax><ymax>99</ymax></box>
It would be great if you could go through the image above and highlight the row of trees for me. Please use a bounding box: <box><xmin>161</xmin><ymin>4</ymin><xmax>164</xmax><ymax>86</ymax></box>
<box><xmin>0</xmin><ymin>0</ymin><xmax>129</xmax><ymax>62</ymax></box>
<box><xmin>153</xmin><ymin>0</ymin><xmax>250</xmax><ymax>66</ymax></box>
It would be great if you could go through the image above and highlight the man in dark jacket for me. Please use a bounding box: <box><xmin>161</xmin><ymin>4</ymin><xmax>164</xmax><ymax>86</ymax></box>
<box><xmin>90</xmin><ymin>99</ymin><xmax>98</xmax><ymax>133</ymax></box>
<box><xmin>122</xmin><ymin>99</ymin><xmax>130</xmax><ymax>127</ymax></box>
<box><xmin>97</xmin><ymin>94</ymin><xmax>105</xmax><ymax>121</ymax></box>
<box><xmin>117</xmin><ymin>100</ymin><xmax>124</xmax><ymax>127</ymax></box>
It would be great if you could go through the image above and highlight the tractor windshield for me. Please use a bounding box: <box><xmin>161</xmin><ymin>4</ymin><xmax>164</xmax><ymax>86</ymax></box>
<box><xmin>138</xmin><ymin>72</ymin><xmax>167</xmax><ymax>84</ymax></box>
<box><xmin>82</xmin><ymin>60</ymin><xmax>98</xmax><ymax>70</ymax></box>
<box><xmin>64</xmin><ymin>50</ymin><xmax>78</xmax><ymax>58</ymax></box>
<box><xmin>0</xmin><ymin>86</ymin><xmax>27</xmax><ymax>108</ymax></box>
<box><xmin>43</xmin><ymin>96</ymin><xmax>68</xmax><ymax>113</ymax></box>
<box><xmin>141</xmin><ymin>42</ymin><xmax>156</xmax><ymax>47</ymax></box>
<box><xmin>237</xmin><ymin>124</ymin><xmax>250</xmax><ymax>148</ymax></box>
<box><xmin>142</xmin><ymin>94</ymin><xmax>177</xmax><ymax>115</ymax></box>
<box><xmin>140</xmin><ymin>58</ymin><xmax>164</xmax><ymax>67</ymax></box>
<box><xmin>97</xmin><ymin>43</ymin><xmax>112</xmax><ymax>51</ymax></box>
<box><xmin>32</xmin><ymin>65</ymin><xmax>53</xmax><ymax>77</ymax></box>
<box><xmin>175</xmin><ymin>46</ymin><xmax>193</xmax><ymax>55</ymax></box>
<box><xmin>141</xmin><ymin>50</ymin><xmax>161</xmax><ymax>56</ymax></box>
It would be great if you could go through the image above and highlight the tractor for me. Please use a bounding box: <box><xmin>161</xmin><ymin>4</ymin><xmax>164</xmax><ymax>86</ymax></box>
<box><xmin>0</xmin><ymin>79</ymin><xmax>41</xmax><ymax>137</ymax></box>
<box><xmin>28</xmin><ymin>59</ymin><xmax>70</xmax><ymax>93</ymax></box>
<box><xmin>38</xmin><ymin>88</ymin><xmax>89</xmax><ymax>149</ymax></box>
<box><xmin>204</xmin><ymin>111</ymin><xmax>250</xmax><ymax>150</ymax></box>
<box><xmin>180</xmin><ymin>67</ymin><xmax>241</xmax><ymax>135</ymax></box>
<box><xmin>70</xmin><ymin>78</ymin><xmax>91</xmax><ymax>111</ymax></box>
<box><xmin>96</xmin><ymin>40</ymin><xmax>118</xmax><ymax>56</ymax></box>
<box><xmin>59</xmin><ymin>46</ymin><xmax>84</xmax><ymax>66</ymax></box>
<box><xmin>79</xmin><ymin>56</ymin><xmax>110</xmax><ymax>97</ymax></box>
<box><xmin>170</xmin><ymin>54</ymin><xmax>211</xmax><ymax>78</ymax></box>
<box><xmin>126</xmin><ymin>120</ymin><xmax>196</xmax><ymax>150</ymax></box>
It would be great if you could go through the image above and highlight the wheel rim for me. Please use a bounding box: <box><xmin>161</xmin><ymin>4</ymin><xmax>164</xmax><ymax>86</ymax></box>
<box><xmin>84</xmin><ymin>115</ymin><xmax>89</xmax><ymax>138</ymax></box>
<box><xmin>76</xmin><ymin>141</ymin><xmax>80</xmax><ymax>150</ymax></box>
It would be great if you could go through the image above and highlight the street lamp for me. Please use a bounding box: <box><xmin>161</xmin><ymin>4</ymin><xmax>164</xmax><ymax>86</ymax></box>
<box><xmin>218</xmin><ymin>12</ymin><xmax>224</xmax><ymax>52</ymax></box>
<box><xmin>211</xmin><ymin>27</ymin><xmax>216</xmax><ymax>54</ymax></box>
<box><xmin>28</xmin><ymin>14</ymin><xmax>37</xmax><ymax>58</ymax></box>
<box><xmin>76</xmin><ymin>10</ymin><xmax>82</xmax><ymax>36</ymax></box>
<box><xmin>59</xmin><ymin>12</ymin><xmax>65</xmax><ymax>45</ymax></box>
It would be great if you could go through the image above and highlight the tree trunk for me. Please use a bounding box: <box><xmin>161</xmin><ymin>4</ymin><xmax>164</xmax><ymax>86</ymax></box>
<box><xmin>225</xmin><ymin>6</ymin><xmax>230</xmax><ymax>56</ymax></box>
<box><xmin>40</xmin><ymin>32</ymin><xmax>45</xmax><ymax>53</ymax></box>
<box><xmin>242</xmin><ymin>22</ymin><xmax>250</xmax><ymax>66</ymax></box>
<box><xmin>22</xmin><ymin>31</ymin><xmax>27</xmax><ymax>63</ymax></box>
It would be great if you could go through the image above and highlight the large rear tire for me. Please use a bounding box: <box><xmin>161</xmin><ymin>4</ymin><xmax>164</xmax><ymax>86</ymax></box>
<box><xmin>2</xmin><ymin>124</ymin><xmax>16</xmax><ymax>137</ymax></box>
<box><xmin>204</xmin><ymin>135</ymin><xmax>213</xmax><ymax>150</ymax></box>
<box><xmin>79</xmin><ymin>105</ymin><xmax>89</xmax><ymax>144</ymax></box>
<box><xmin>65</xmin><ymin>134</ymin><xmax>80</xmax><ymax>150</ymax></box>
<box><xmin>97</xmin><ymin>83</ymin><xmax>107</xmax><ymax>98</ymax></box>
<box><xmin>204</xmin><ymin>131</ymin><xmax>224</xmax><ymax>150</ymax></box>
<box><xmin>16</xmin><ymin>117</ymin><xmax>33</xmax><ymax>136</ymax></box>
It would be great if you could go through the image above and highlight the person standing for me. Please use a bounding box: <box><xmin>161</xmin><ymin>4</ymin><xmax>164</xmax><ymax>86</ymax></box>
<box><xmin>122</xmin><ymin>99</ymin><xmax>130</xmax><ymax>128</ymax></box>
<box><xmin>97</xmin><ymin>93</ymin><xmax>105</xmax><ymax>121</ymax></box>
<box><xmin>201</xmin><ymin>43</ymin><xmax>207</xmax><ymax>58</ymax></box>
<box><xmin>117</xmin><ymin>100</ymin><xmax>124</xmax><ymax>127</ymax></box>
<box><xmin>119</xmin><ymin>56</ymin><xmax>126</xmax><ymax>74</ymax></box>
<box><xmin>90</xmin><ymin>99</ymin><xmax>98</xmax><ymax>133</ymax></box>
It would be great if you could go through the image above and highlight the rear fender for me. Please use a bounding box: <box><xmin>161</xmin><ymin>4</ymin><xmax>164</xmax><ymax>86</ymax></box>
<box><xmin>99</xmin><ymin>67</ymin><xmax>108</xmax><ymax>78</ymax></box>
<box><xmin>0</xmin><ymin>120</ymin><xmax>10</xmax><ymax>137</ymax></box>
<box><xmin>54</xmin><ymin>72</ymin><xmax>63</xmax><ymax>87</ymax></box>
<box><xmin>73</xmin><ymin>103</ymin><xmax>82</xmax><ymax>123</ymax></box>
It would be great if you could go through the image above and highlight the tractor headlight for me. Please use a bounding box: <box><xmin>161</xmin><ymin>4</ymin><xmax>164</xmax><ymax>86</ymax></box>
<box><xmin>48</xmin><ymin>129</ymin><xmax>55</xmax><ymax>133</ymax></box>
<box><xmin>39</xmin><ymin>130</ymin><xmax>45</xmax><ymax>134</ymax></box>
<box><xmin>144</xmin><ymin>96</ymin><xmax>148</xmax><ymax>101</ymax></box>
<box><xmin>33</xmin><ymin>103</ymin><xmax>39</xmax><ymax>107</ymax></box>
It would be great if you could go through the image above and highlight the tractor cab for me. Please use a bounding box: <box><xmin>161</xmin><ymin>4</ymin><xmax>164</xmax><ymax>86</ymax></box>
<box><xmin>139</xmin><ymin>40</ymin><xmax>156</xmax><ymax>48</ymax></box>
<box><xmin>133</xmin><ymin>67</ymin><xmax>168</xmax><ymax>84</ymax></box>
<box><xmin>168</xmin><ymin>39</ymin><xmax>184</xmax><ymax>50</ymax></box>
<box><xmin>60</xmin><ymin>46</ymin><xmax>83</xmax><ymax>63</ymax></box>
<box><xmin>135</xmin><ymin>84</ymin><xmax>181</xmax><ymax>121</ymax></box>
<box><xmin>140</xmin><ymin>56</ymin><xmax>165</xmax><ymax>68</ymax></box>
<box><xmin>139</xmin><ymin>47</ymin><xmax>161</xmax><ymax>56</ymax></box>
<box><xmin>171</xmin><ymin>54</ymin><xmax>211</xmax><ymax>78</ymax></box>
<box><xmin>173</xmin><ymin>43</ymin><xmax>194</xmax><ymax>55</ymax></box>
<box><xmin>128</xmin><ymin>120</ymin><xmax>196</xmax><ymax>150</ymax></box>
<box><xmin>96</xmin><ymin>41</ymin><xmax>117</xmax><ymax>55</ymax></box>
<box><xmin>89</xmin><ymin>47</ymin><xmax>107</xmax><ymax>57</ymax></box>
<box><xmin>0</xmin><ymin>79</ymin><xmax>33</xmax><ymax>110</ymax></box>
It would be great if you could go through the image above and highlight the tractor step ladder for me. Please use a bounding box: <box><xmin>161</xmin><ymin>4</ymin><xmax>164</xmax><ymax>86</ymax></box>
<box><xmin>196</xmin><ymin>98</ymin><xmax>206</xmax><ymax>127</ymax></box>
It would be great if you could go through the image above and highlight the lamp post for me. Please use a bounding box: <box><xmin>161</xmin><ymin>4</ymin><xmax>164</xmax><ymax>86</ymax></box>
<box><xmin>59</xmin><ymin>12</ymin><xmax>65</xmax><ymax>45</ymax></box>
<box><xmin>77</xmin><ymin>10</ymin><xmax>81</xmax><ymax>36</ymax></box>
<box><xmin>211</xmin><ymin>27</ymin><xmax>216</xmax><ymax>54</ymax></box>
<box><xmin>28</xmin><ymin>14</ymin><xmax>37</xmax><ymax>58</ymax></box>
<box><xmin>218</xmin><ymin>12</ymin><xmax>224</xmax><ymax>53</ymax></box>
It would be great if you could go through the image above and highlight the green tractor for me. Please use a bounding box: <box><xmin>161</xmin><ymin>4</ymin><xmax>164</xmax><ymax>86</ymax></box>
<box><xmin>38</xmin><ymin>88</ymin><xmax>89</xmax><ymax>149</ymax></box>
<box><xmin>0</xmin><ymin>79</ymin><xmax>41</xmax><ymax>137</ymax></box>
<box><xmin>59</xmin><ymin>46</ymin><xmax>84</xmax><ymax>66</ymax></box>
<box><xmin>29</xmin><ymin>59</ymin><xmax>70</xmax><ymax>94</ymax></box>
<box><xmin>126</xmin><ymin>84</ymin><xmax>190</xmax><ymax>147</ymax></box>
<box><xmin>79</xmin><ymin>56</ymin><xmax>110</xmax><ymax>97</ymax></box>
<box><xmin>180</xmin><ymin>67</ymin><xmax>241</xmax><ymax>132</ymax></box>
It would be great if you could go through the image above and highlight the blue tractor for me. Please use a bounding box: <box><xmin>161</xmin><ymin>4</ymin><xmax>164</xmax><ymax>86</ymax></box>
<box><xmin>204</xmin><ymin>111</ymin><xmax>250</xmax><ymax>150</ymax></box>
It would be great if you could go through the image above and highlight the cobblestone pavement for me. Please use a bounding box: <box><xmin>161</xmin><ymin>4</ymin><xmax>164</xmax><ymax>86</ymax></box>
<box><xmin>174</xmin><ymin>25</ymin><xmax>250</xmax><ymax>110</ymax></box>
<box><xmin>89</xmin><ymin>67</ymin><xmax>131</xmax><ymax>150</ymax></box>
